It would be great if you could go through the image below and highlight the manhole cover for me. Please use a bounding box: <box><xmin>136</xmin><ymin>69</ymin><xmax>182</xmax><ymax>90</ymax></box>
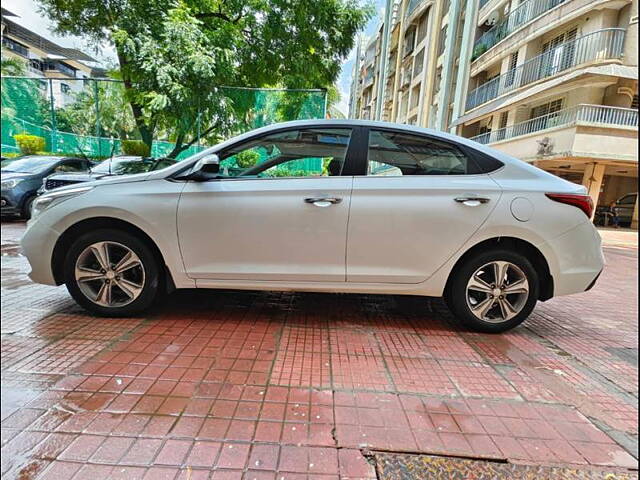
<box><xmin>605</xmin><ymin>348</ymin><xmax>639</xmax><ymax>366</ymax></box>
<box><xmin>371</xmin><ymin>453</ymin><xmax>637</xmax><ymax>480</ymax></box>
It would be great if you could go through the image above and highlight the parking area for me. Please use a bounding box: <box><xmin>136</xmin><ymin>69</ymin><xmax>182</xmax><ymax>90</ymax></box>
<box><xmin>1</xmin><ymin>220</ymin><xmax>638</xmax><ymax>479</ymax></box>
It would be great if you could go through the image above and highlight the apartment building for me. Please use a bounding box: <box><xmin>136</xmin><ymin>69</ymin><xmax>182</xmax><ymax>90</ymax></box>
<box><xmin>350</xmin><ymin>0</ymin><xmax>639</xmax><ymax>228</ymax></box>
<box><xmin>1</xmin><ymin>8</ymin><xmax>98</xmax><ymax>107</ymax></box>
<box><xmin>456</xmin><ymin>0</ymin><xmax>638</xmax><ymax>226</ymax></box>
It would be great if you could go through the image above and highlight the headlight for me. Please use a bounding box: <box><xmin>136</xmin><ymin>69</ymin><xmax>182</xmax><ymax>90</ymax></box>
<box><xmin>31</xmin><ymin>185</ymin><xmax>94</xmax><ymax>220</ymax></box>
<box><xmin>1</xmin><ymin>179</ymin><xmax>22</xmax><ymax>189</ymax></box>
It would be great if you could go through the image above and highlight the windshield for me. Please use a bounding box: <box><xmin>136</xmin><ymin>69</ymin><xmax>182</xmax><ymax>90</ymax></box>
<box><xmin>0</xmin><ymin>156</ymin><xmax>60</xmax><ymax>174</ymax></box>
<box><xmin>92</xmin><ymin>157</ymin><xmax>157</xmax><ymax>175</ymax></box>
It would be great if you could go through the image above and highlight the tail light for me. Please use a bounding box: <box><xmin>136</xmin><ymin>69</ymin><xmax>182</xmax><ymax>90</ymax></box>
<box><xmin>545</xmin><ymin>193</ymin><xmax>594</xmax><ymax>218</ymax></box>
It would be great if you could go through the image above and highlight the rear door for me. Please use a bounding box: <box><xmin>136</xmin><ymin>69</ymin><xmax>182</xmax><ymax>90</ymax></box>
<box><xmin>346</xmin><ymin>128</ymin><xmax>502</xmax><ymax>283</ymax></box>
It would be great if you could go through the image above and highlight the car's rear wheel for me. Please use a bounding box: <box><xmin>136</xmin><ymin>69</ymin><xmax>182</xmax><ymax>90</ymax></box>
<box><xmin>64</xmin><ymin>229</ymin><xmax>160</xmax><ymax>316</ymax></box>
<box><xmin>446</xmin><ymin>249</ymin><xmax>539</xmax><ymax>333</ymax></box>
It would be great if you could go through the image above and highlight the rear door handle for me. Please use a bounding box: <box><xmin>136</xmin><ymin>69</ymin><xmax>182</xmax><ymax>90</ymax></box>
<box><xmin>304</xmin><ymin>197</ymin><xmax>342</xmax><ymax>207</ymax></box>
<box><xmin>454</xmin><ymin>196</ymin><xmax>491</xmax><ymax>206</ymax></box>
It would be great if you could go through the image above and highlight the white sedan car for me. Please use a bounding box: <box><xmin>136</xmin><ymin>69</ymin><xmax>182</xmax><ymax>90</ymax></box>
<box><xmin>21</xmin><ymin>120</ymin><xmax>604</xmax><ymax>332</ymax></box>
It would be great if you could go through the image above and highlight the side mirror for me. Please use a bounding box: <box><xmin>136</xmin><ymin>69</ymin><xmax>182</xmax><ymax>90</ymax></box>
<box><xmin>177</xmin><ymin>154</ymin><xmax>221</xmax><ymax>181</ymax></box>
<box><xmin>194</xmin><ymin>154</ymin><xmax>220</xmax><ymax>174</ymax></box>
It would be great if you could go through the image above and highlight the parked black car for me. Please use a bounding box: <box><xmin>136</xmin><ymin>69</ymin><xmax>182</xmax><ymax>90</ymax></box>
<box><xmin>1</xmin><ymin>155</ymin><xmax>93</xmax><ymax>219</ymax></box>
<box><xmin>39</xmin><ymin>155</ymin><xmax>176</xmax><ymax>193</ymax></box>
<box><xmin>594</xmin><ymin>192</ymin><xmax>638</xmax><ymax>227</ymax></box>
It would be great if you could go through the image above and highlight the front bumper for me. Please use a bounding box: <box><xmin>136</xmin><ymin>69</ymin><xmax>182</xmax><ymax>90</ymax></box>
<box><xmin>21</xmin><ymin>220</ymin><xmax>60</xmax><ymax>285</ymax></box>
<box><xmin>1</xmin><ymin>189</ymin><xmax>23</xmax><ymax>216</ymax></box>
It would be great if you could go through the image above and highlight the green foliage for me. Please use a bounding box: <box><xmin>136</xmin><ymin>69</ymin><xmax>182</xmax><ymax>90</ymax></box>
<box><xmin>1</xmin><ymin>58</ymin><xmax>27</xmax><ymax>76</ymax></box>
<box><xmin>235</xmin><ymin>149</ymin><xmax>260</xmax><ymax>168</ymax></box>
<box><xmin>1</xmin><ymin>152</ymin><xmax>22</xmax><ymax>159</ymax></box>
<box><xmin>122</xmin><ymin>139</ymin><xmax>151</xmax><ymax>156</ymax></box>
<box><xmin>471</xmin><ymin>44</ymin><xmax>488</xmax><ymax>61</ymax></box>
<box><xmin>38</xmin><ymin>0</ymin><xmax>374</xmax><ymax>156</ymax></box>
<box><xmin>13</xmin><ymin>134</ymin><xmax>46</xmax><ymax>154</ymax></box>
<box><xmin>55</xmin><ymin>80</ymin><xmax>136</xmax><ymax>139</ymax></box>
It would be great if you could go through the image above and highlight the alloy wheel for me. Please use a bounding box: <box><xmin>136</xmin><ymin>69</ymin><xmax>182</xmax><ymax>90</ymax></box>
<box><xmin>74</xmin><ymin>241</ymin><xmax>145</xmax><ymax>308</ymax></box>
<box><xmin>465</xmin><ymin>260</ymin><xmax>529</xmax><ymax>323</ymax></box>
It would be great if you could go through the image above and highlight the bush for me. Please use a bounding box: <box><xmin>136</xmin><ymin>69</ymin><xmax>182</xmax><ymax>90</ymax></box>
<box><xmin>122</xmin><ymin>140</ymin><xmax>151</xmax><ymax>157</ymax></box>
<box><xmin>236</xmin><ymin>149</ymin><xmax>260</xmax><ymax>168</ymax></box>
<box><xmin>13</xmin><ymin>134</ymin><xmax>46</xmax><ymax>155</ymax></box>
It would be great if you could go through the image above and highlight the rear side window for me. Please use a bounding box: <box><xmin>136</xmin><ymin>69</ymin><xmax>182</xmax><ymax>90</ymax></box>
<box><xmin>367</xmin><ymin>130</ymin><xmax>501</xmax><ymax>176</ymax></box>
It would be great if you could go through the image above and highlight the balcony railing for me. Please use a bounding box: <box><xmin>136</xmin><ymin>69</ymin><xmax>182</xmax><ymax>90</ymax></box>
<box><xmin>466</xmin><ymin>29</ymin><xmax>625</xmax><ymax>111</ymax></box>
<box><xmin>470</xmin><ymin>104</ymin><xmax>639</xmax><ymax>145</ymax></box>
<box><xmin>473</xmin><ymin>0</ymin><xmax>566</xmax><ymax>60</ymax></box>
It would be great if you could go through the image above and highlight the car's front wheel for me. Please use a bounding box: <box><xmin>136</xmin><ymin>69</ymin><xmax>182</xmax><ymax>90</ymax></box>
<box><xmin>64</xmin><ymin>229</ymin><xmax>160</xmax><ymax>316</ymax></box>
<box><xmin>446</xmin><ymin>249</ymin><xmax>539</xmax><ymax>333</ymax></box>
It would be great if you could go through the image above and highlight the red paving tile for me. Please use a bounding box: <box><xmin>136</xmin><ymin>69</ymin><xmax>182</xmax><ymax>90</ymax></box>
<box><xmin>1</xmin><ymin>221</ymin><xmax>638</xmax><ymax>478</ymax></box>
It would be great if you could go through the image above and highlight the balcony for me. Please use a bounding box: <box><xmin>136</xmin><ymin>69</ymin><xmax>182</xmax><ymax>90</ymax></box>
<box><xmin>473</xmin><ymin>0</ymin><xmax>566</xmax><ymax>60</ymax></box>
<box><xmin>471</xmin><ymin>104</ymin><xmax>638</xmax><ymax>145</ymax></box>
<box><xmin>466</xmin><ymin>29</ymin><xmax>625</xmax><ymax>111</ymax></box>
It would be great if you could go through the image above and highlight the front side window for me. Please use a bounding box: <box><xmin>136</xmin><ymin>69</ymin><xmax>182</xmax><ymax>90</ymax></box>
<box><xmin>367</xmin><ymin>130</ymin><xmax>480</xmax><ymax>176</ymax></box>
<box><xmin>218</xmin><ymin>128</ymin><xmax>352</xmax><ymax>179</ymax></box>
<box><xmin>55</xmin><ymin>159</ymin><xmax>87</xmax><ymax>172</ymax></box>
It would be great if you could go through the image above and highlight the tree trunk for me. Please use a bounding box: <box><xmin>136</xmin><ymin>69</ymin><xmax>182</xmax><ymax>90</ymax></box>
<box><xmin>167</xmin><ymin>132</ymin><xmax>186</xmax><ymax>159</ymax></box>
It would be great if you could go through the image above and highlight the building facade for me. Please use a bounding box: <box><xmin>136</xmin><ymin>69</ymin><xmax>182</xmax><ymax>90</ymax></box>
<box><xmin>1</xmin><ymin>8</ymin><xmax>99</xmax><ymax>107</ymax></box>
<box><xmin>350</xmin><ymin>0</ymin><xmax>639</xmax><ymax>228</ymax></box>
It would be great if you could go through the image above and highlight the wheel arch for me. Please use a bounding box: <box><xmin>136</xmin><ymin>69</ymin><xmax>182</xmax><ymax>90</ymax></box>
<box><xmin>444</xmin><ymin>236</ymin><xmax>554</xmax><ymax>301</ymax></box>
<box><xmin>51</xmin><ymin>216</ymin><xmax>175</xmax><ymax>292</ymax></box>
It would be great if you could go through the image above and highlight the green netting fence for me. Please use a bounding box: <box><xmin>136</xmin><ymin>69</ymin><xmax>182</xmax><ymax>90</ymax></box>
<box><xmin>1</xmin><ymin>76</ymin><xmax>327</xmax><ymax>161</ymax></box>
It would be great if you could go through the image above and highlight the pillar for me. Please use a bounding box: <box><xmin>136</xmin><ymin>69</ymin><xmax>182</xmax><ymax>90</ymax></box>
<box><xmin>581</xmin><ymin>163</ymin><xmax>606</xmax><ymax>219</ymax></box>
<box><xmin>632</xmin><ymin>195</ymin><xmax>639</xmax><ymax>230</ymax></box>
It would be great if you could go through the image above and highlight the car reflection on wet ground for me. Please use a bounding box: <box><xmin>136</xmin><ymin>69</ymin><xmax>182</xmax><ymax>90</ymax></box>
<box><xmin>1</xmin><ymin>220</ymin><xmax>638</xmax><ymax>479</ymax></box>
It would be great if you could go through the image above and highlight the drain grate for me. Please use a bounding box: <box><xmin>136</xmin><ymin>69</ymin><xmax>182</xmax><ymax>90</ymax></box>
<box><xmin>370</xmin><ymin>452</ymin><xmax>638</xmax><ymax>480</ymax></box>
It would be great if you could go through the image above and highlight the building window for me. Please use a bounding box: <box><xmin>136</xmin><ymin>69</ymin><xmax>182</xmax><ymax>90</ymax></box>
<box><xmin>631</xmin><ymin>94</ymin><xmax>638</xmax><ymax>109</ymax></box>
<box><xmin>413</xmin><ymin>48</ymin><xmax>424</xmax><ymax>78</ymax></box>
<box><xmin>505</xmin><ymin>51</ymin><xmax>519</xmax><ymax>86</ymax></box>
<box><xmin>438</xmin><ymin>26</ymin><xmax>447</xmax><ymax>56</ymax></box>
<box><xmin>530</xmin><ymin>99</ymin><xmax>563</xmax><ymax>118</ymax></box>
<box><xmin>29</xmin><ymin>59</ymin><xmax>44</xmax><ymax>72</ymax></box>
<box><xmin>61</xmin><ymin>83</ymin><xmax>71</xmax><ymax>94</ymax></box>
<box><xmin>1</xmin><ymin>36</ymin><xmax>29</xmax><ymax>57</ymax></box>
<box><xmin>403</xmin><ymin>27</ymin><xmax>416</xmax><ymax>57</ymax></box>
<box><xmin>495</xmin><ymin>111</ymin><xmax>509</xmax><ymax>140</ymax></box>
<box><xmin>417</xmin><ymin>10</ymin><xmax>430</xmax><ymax>43</ymax></box>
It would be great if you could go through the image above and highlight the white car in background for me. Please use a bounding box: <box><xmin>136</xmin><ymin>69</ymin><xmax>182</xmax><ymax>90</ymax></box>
<box><xmin>21</xmin><ymin>120</ymin><xmax>604</xmax><ymax>332</ymax></box>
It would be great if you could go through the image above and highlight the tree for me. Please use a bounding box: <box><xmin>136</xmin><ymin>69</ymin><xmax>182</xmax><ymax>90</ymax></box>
<box><xmin>38</xmin><ymin>0</ymin><xmax>373</xmax><ymax>157</ymax></box>
<box><xmin>55</xmin><ymin>79</ymin><xmax>137</xmax><ymax>139</ymax></box>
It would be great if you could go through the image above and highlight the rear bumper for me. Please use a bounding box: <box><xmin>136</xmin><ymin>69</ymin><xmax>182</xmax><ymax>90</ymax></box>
<box><xmin>539</xmin><ymin>221</ymin><xmax>605</xmax><ymax>297</ymax></box>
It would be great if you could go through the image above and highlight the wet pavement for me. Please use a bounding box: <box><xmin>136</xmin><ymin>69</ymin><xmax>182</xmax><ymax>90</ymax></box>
<box><xmin>1</xmin><ymin>219</ymin><xmax>638</xmax><ymax>479</ymax></box>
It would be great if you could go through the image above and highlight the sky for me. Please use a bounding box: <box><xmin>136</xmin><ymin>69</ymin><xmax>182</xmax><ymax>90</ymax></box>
<box><xmin>4</xmin><ymin>0</ymin><xmax>384</xmax><ymax>117</ymax></box>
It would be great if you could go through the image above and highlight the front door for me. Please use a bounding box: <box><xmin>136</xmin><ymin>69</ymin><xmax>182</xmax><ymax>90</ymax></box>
<box><xmin>177</xmin><ymin>127</ymin><xmax>354</xmax><ymax>282</ymax></box>
<box><xmin>346</xmin><ymin>128</ymin><xmax>502</xmax><ymax>283</ymax></box>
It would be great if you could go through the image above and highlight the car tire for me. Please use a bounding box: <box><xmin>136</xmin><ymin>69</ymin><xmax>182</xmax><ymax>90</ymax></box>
<box><xmin>445</xmin><ymin>249</ymin><xmax>539</xmax><ymax>333</ymax></box>
<box><xmin>22</xmin><ymin>196</ymin><xmax>36</xmax><ymax>220</ymax></box>
<box><xmin>64</xmin><ymin>229</ymin><xmax>161</xmax><ymax>317</ymax></box>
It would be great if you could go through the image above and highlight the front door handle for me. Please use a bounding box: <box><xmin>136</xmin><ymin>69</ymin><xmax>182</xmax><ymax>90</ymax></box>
<box><xmin>304</xmin><ymin>197</ymin><xmax>342</xmax><ymax>207</ymax></box>
<box><xmin>454</xmin><ymin>196</ymin><xmax>491</xmax><ymax>207</ymax></box>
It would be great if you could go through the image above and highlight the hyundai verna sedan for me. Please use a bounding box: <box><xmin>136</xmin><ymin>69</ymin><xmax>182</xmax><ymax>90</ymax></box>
<box><xmin>21</xmin><ymin>120</ymin><xmax>604</xmax><ymax>332</ymax></box>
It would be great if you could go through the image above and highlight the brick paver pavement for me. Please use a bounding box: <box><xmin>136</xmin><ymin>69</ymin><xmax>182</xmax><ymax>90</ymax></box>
<box><xmin>1</xmin><ymin>220</ymin><xmax>637</xmax><ymax>479</ymax></box>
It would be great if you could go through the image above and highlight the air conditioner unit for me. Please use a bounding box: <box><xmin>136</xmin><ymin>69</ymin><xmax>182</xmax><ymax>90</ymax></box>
<box><xmin>486</xmin><ymin>10</ymin><xmax>500</xmax><ymax>26</ymax></box>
